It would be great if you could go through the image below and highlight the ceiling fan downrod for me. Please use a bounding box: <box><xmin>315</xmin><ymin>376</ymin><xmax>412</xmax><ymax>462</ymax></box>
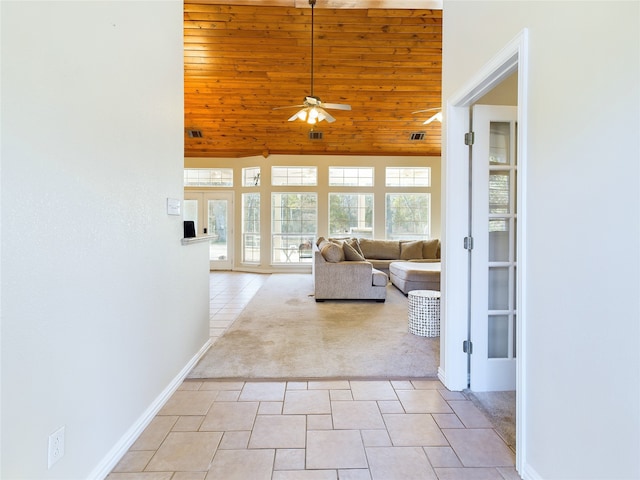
<box><xmin>309</xmin><ymin>0</ymin><xmax>315</xmax><ymax>97</ymax></box>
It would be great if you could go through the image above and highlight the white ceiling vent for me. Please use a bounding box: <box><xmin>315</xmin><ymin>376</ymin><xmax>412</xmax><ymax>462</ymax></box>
<box><xmin>186</xmin><ymin>129</ymin><xmax>203</xmax><ymax>138</ymax></box>
<box><xmin>309</xmin><ymin>130</ymin><xmax>323</xmax><ymax>140</ymax></box>
<box><xmin>409</xmin><ymin>132</ymin><xmax>426</xmax><ymax>141</ymax></box>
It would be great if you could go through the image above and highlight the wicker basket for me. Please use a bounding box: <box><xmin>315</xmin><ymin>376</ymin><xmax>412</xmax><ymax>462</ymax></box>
<box><xmin>408</xmin><ymin>290</ymin><xmax>441</xmax><ymax>337</ymax></box>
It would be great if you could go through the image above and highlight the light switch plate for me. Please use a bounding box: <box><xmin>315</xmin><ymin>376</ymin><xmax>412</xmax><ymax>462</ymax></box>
<box><xmin>167</xmin><ymin>198</ymin><xmax>181</xmax><ymax>216</ymax></box>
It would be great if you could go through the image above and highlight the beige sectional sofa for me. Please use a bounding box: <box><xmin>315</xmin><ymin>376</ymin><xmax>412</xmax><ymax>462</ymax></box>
<box><xmin>312</xmin><ymin>237</ymin><xmax>441</xmax><ymax>301</ymax></box>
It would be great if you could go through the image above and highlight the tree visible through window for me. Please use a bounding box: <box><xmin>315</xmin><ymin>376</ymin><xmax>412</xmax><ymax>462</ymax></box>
<box><xmin>329</xmin><ymin>193</ymin><xmax>373</xmax><ymax>238</ymax></box>
<box><xmin>386</xmin><ymin>193</ymin><xmax>431</xmax><ymax>240</ymax></box>
<box><xmin>242</xmin><ymin>193</ymin><xmax>260</xmax><ymax>263</ymax></box>
<box><xmin>271</xmin><ymin>193</ymin><xmax>317</xmax><ymax>263</ymax></box>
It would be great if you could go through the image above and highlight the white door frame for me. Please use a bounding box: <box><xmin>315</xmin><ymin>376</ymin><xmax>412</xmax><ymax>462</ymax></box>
<box><xmin>440</xmin><ymin>29</ymin><xmax>528</xmax><ymax>473</ymax></box>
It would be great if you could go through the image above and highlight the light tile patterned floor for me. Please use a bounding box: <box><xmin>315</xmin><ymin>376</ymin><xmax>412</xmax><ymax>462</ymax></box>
<box><xmin>107</xmin><ymin>273</ymin><xmax>520</xmax><ymax>479</ymax></box>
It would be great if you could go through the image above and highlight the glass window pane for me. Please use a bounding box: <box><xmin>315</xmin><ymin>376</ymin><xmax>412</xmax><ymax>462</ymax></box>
<box><xmin>183</xmin><ymin>200</ymin><xmax>198</xmax><ymax>233</ymax></box>
<box><xmin>385</xmin><ymin>167</ymin><xmax>430</xmax><ymax>187</ymax></box>
<box><xmin>489</xmin><ymin>171</ymin><xmax>510</xmax><ymax>214</ymax></box>
<box><xmin>271</xmin><ymin>193</ymin><xmax>317</xmax><ymax>263</ymax></box>
<box><xmin>489</xmin><ymin>219</ymin><xmax>510</xmax><ymax>262</ymax></box>
<box><xmin>184</xmin><ymin>168</ymin><xmax>233</xmax><ymax>187</ymax></box>
<box><xmin>243</xmin><ymin>167</ymin><xmax>261</xmax><ymax>187</ymax></box>
<box><xmin>489</xmin><ymin>122</ymin><xmax>510</xmax><ymax>165</ymax></box>
<box><xmin>328</xmin><ymin>167</ymin><xmax>374</xmax><ymax>187</ymax></box>
<box><xmin>488</xmin><ymin>315</ymin><xmax>509</xmax><ymax>358</ymax></box>
<box><xmin>385</xmin><ymin>193</ymin><xmax>430</xmax><ymax>240</ymax></box>
<box><xmin>329</xmin><ymin>193</ymin><xmax>374</xmax><ymax>238</ymax></box>
<box><xmin>242</xmin><ymin>193</ymin><xmax>260</xmax><ymax>263</ymax></box>
<box><xmin>488</xmin><ymin>267</ymin><xmax>510</xmax><ymax>310</ymax></box>
<box><xmin>272</xmin><ymin>166</ymin><xmax>317</xmax><ymax>186</ymax></box>
<box><xmin>208</xmin><ymin>200</ymin><xmax>228</xmax><ymax>260</ymax></box>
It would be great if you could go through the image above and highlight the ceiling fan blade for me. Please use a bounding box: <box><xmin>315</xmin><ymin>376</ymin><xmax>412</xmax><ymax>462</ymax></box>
<box><xmin>322</xmin><ymin>102</ymin><xmax>351</xmax><ymax>111</ymax></box>
<box><xmin>273</xmin><ymin>105</ymin><xmax>305</xmax><ymax>110</ymax></box>
<box><xmin>412</xmin><ymin>107</ymin><xmax>440</xmax><ymax>114</ymax></box>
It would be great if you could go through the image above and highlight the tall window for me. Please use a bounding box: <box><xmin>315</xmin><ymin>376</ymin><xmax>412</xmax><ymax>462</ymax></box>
<box><xmin>386</xmin><ymin>193</ymin><xmax>431</xmax><ymax>240</ymax></box>
<box><xmin>242</xmin><ymin>193</ymin><xmax>260</xmax><ymax>263</ymax></box>
<box><xmin>272</xmin><ymin>193</ymin><xmax>317</xmax><ymax>263</ymax></box>
<box><xmin>329</xmin><ymin>193</ymin><xmax>374</xmax><ymax>238</ymax></box>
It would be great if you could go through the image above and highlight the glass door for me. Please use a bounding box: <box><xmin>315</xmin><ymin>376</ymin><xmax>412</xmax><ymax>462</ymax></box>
<box><xmin>184</xmin><ymin>191</ymin><xmax>233</xmax><ymax>270</ymax></box>
<box><xmin>470</xmin><ymin>105</ymin><xmax>518</xmax><ymax>392</ymax></box>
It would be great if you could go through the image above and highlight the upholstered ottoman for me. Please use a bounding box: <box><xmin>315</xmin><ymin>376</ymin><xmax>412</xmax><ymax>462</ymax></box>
<box><xmin>389</xmin><ymin>261</ymin><xmax>441</xmax><ymax>295</ymax></box>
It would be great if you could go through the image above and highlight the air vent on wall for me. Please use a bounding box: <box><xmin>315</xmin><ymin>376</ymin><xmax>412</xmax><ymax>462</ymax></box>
<box><xmin>409</xmin><ymin>132</ymin><xmax>426</xmax><ymax>141</ymax></box>
<box><xmin>186</xmin><ymin>129</ymin><xmax>203</xmax><ymax>138</ymax></box>
<box><xmin>309</xmin><ymin>130</ymin><xmax>323</xmax><ymax>140</ymax></box>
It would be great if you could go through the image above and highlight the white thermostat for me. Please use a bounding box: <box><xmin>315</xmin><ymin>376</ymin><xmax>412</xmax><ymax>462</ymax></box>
<box><xmin>167</xmin><ymin>198</ymin><xmax>181</xmax><ymax>216</ymax></box>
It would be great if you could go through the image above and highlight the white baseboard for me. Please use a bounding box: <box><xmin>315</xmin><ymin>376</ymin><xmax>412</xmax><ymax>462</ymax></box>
<box><xmin>521</xmin><ymin>462</ymin><xmax>543</xmax><ymax>480</ymax></box>
<box><xmin>88</xmin><ymin>339</ymin><xmax>213</xmax><ymax>480</ymax></box>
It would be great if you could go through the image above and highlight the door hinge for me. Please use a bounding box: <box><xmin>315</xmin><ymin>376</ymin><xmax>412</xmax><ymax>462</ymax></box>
<box><xmin>463</xmin><ymin>340</ymin><xmax>473</xmax><ymax>354</ymax></box>
<box><xmin>464</xmin><ymin>131</ymin><xmax>475</xmax><ymax>146</ymax></box>
<box><xmin>463</xmin><ymin>236</ymin><xmax>474</xmax><ymax>250</ymax></box>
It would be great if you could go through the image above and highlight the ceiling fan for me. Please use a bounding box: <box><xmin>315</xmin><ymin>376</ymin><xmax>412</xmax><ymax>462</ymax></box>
<box><xmin>412</xmin><ymin>107</ymin><xmax>443</xmax><ymax>125</ymax></box>
<box><xmin>274</xmin><ymin>0</ymin><xmax>351</xmax><ymax>125</ymax></box>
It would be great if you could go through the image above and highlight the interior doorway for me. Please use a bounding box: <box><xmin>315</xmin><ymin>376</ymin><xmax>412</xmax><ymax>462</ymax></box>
<box><xmin>441</xmin><ymin>29</ymin><xmax>528</xmax><ymax>474</ymax></box>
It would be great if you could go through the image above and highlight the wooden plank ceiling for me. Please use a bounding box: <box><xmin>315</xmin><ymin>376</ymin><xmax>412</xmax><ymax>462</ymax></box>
<box><xmin>184</xmin><ymin>1</ymin><xmax>442</xmax><ymax>158</ymax></box>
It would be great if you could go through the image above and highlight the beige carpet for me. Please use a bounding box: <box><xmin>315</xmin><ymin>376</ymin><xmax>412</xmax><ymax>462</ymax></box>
<box><xmin>188</xmin><ymin>274</ymin><xmax>439</xmax><ymax>380</ymax></box>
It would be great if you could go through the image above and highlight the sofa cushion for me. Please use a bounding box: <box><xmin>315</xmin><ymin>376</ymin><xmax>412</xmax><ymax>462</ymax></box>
<box><xmin>358</xmin><ymin>239</ymin><xmax>400</xmax><ymax>260</ymax></box>
<box><xmin>422</xmin><ymin>239</ymin><xmax>440</xmax><ymax>259</ymax></box>
<box><xmin>320</xmin><ymin>241</ymin><xmax>345</xmax><ymax>263</ymax></box>
<box><xmin>343</xmin><ymin>242</ymin><xmax>365</xmax><ymax>261</ymax></box>
<box><xmin>400</xmin><ymin>240</ymin><xmax>423</xmax><ymax>260</ymax></box>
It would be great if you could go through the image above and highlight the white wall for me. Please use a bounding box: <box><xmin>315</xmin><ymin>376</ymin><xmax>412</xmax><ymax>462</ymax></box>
<box><xmin>442</xmin><ymin>1</ymin><xmax>639</xmax><ymax>478</ymax></box>
<box><xmin>1</xmin><ymin>2</ymin><xmax>210</xmax><ymax>478</ymax></box>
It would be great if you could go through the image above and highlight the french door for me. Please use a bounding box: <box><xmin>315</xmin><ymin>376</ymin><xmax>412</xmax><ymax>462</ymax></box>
<box><xmin>470</xmin><ymin>105</ymin><xmax>518</xmax><ymax>392</ymax></box>
<box><xmin>183</xmin><ymin>191</ymin><xmax>233</xmax><ymax>270</ymax></box>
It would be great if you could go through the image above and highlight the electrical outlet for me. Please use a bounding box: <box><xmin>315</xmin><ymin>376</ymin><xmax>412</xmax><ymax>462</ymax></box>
<box><xmin>48</xmin><ymin>426</ymin><xmax>65</xmax><ymax>469</ymax></box>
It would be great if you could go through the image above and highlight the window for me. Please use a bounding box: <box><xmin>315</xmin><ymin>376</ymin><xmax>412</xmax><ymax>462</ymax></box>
<box><xmin>243</xmin><ymin>167</ymin><xmax>261</xmax><ymax>187</ymax></box>
<box><xmin>271</xmin><ymin>193</ymin><xmax>317</xmax><ymax>263</ymax></box>
<box><xmin>386</xmin><ymin>193</ymin><xmax>431</xmax><ymax>240</ymax></box>
<box><xmin>272</xmin><ymin>166</ymin><xmax>317</xmax><ymax>186</ymax></box>
<box><xmin>328</xmin><ymin>167</ymin><xmax>374</xmax><ymax>187</ymax></box>
<box><xmin>242</xmin><ymin>193</ymin><xmax>260</xmax><ymax>263</ymax></box>
<box><xmin>184</xmin><ymin>168</ymin><xmax>233</xmax><ymax>187</ymax></box>
<box><xmin>385</xmin><ymin>167</ymin><xmax>430</xmax><ymax>187</ymax></box>
<box><xmin>329</xmin><ymin>193</ymin><xmax>374</xmax><ymax>238</ymax></box>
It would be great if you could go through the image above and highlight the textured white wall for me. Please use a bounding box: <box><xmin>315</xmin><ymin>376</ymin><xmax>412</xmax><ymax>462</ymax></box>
<box><xmin>1</xmin><ymin>1</ymin><xmax>210</xmax><ymax>478</ymax></box>
<box><xmin>443</xmin><ymin>1</ymin><xmax>640</xmax><ymax>478</ymax></box>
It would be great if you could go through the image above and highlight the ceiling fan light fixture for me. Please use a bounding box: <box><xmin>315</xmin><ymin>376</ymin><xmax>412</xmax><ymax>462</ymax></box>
<box><xmin>276</xmin><ymin>0</ymin><xmax>351</xmax><ymax>125</ymax></box>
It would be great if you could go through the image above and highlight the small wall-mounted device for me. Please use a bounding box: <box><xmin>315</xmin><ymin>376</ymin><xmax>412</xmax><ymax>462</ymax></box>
<box><xmin>167</xmin><ymin>198</ymin><xmax>181</xmax><ymax>216</ymax></box>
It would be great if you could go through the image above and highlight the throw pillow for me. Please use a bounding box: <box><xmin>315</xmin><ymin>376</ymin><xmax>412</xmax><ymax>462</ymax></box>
<box><xmin>321</xmin><ymin>241</ymin><xmax>345</xmax><ymax>263</ymax></box>
<box><xmin>316</xmin><ymin>236</ymin><xmax>326</xmax><ymax>247</ymax></box>
<box><xmin>346</xmin><ymin>238</ymin><xmax>365</xmax><ymax>258</ymax></box>
<box><xmin>400</xmin><ymin>240</ymin><xmax>423</xmax><ymax>260</ymax></box>
<box><xmin>343</xmin><ymin>242</ymin><xmax>365</xmax><ymax>261</ymax></box>
<box><xmin>422</xmin><ymin>239</ymin><xmax>440</xmax><ymax>259</ymax></box>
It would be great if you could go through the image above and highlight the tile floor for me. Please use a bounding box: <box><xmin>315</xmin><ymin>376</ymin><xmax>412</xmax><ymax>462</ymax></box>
<box><xmin>107</xmin><ymin>273</ymin><xmax>520</xmax><ymax>480</ymax></box>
